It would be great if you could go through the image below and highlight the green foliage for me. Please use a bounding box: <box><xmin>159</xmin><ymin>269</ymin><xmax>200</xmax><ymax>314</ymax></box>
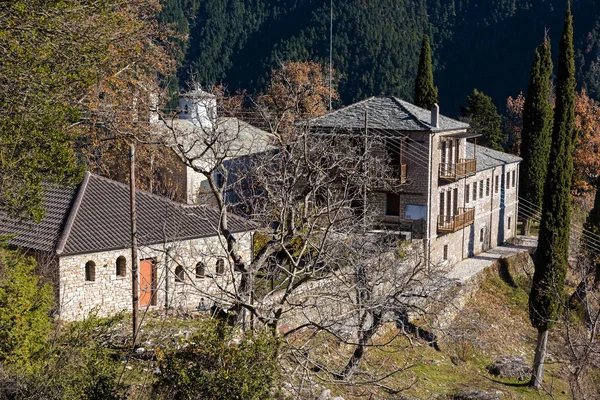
<box><xmin>0</xmin><ymin>246</ymin><xmax>53</xmax><ymax>369</ymax></box>
<box><xmin>154</xmin><ymin>319</ymin><xmax>280</xmax><ymax>400</ymax></box>
<box><xmin>1</xmin><ymin>312</ymin><xmax>126</xmax><ymax>400</ymax></box>
<box><xmin>520</xmin><ymin>38</ymin><xmax>553</xmax><ymax>212</ymax></box>
<box><xmin>166</xmin><ymin>0</ymin><xmax>600</xmax><ymax>112</ymax></box>
<box><xmin>414</xmin><ymin>34</ymin><xmax>439</xmax><ymax>109</ymax></box>
<box><xmin>530</xmin><ymin>4</ymin><xmax>576</xmax><ymax>333</ymax></box>
<box><xmin>461</xmin><ymin>89</ymin><xmax>506</xmax><ymax>151</ymax></box>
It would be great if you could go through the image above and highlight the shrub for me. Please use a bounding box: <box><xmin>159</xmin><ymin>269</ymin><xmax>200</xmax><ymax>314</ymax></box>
<box><xmin>0</xmin><ymin>247</ymin><xmax>53</xmax><ymax>368</ymax></box>
<box><xmin>153</xmin><ymin>319</ymin><xmax>280</xmax><ymax>400</ymax></box>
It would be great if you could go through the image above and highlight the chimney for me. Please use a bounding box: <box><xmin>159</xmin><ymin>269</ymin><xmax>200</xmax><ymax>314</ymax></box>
<box><xmin>431</xmin><ymin>103</ymin><xmax>439</xmax><ymax>128</ymax></box>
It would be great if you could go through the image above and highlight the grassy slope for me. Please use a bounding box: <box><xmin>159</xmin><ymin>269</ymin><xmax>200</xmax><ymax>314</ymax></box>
<box><xmin>317</xmin><ymin>254</ymin><xmax>573</xmax><ymax>399</ymax></box>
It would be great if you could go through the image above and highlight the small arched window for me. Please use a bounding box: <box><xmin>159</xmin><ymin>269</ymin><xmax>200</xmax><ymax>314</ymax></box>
<box><xmin>196</xmin><ymin>262</ymin><xmax>205</xmax><ymax>278</ymax></box>
<box><xmin>85</xmin><ymin>261</ymin><xmax>96</xmax><ymax>282</ymax></box>
<box><xmin>116</xmin><ymin>256</ymin><xmax>126</xmax><ymax>277</ymax></box>
<box><xmin>175</xmin><ymin>265</ymin><xmax>185</xmax><ymax>283</ymax></box>
<box><xmin>216</xmin><ymin>259</ymin><xmax>225</xmax><ymax>275</ymax></box>
<box><xmin>184</xmin><ymin>104</ymin><xmax>189</xmax><ymax>114</ymax></box>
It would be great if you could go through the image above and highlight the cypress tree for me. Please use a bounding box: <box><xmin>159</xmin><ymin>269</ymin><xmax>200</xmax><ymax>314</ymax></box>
<box><xmin>529</xmin><ymin>3</ymin><xmax>576</xmax><ymax>389</ymax></box>
<box><xmin>460</xmin><ymin>89</ymin><xmax>506</xmax><ymax>152</ymax></box>
<box><xmin>414</xmin><ymin>34</ymin><xmax>438</xmax><ymax>109</ymax></box>
<box><xmin>519</xmin><ymin>38</ymin><xmax>553</xmax><ymax>235</ymax></box>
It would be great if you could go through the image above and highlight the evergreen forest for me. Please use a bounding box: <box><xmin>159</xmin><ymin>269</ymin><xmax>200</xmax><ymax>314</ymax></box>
<box><xmin>160</xmin><ymin>0</ymin><xmax>600</xmax><ymax>115</ymax></box>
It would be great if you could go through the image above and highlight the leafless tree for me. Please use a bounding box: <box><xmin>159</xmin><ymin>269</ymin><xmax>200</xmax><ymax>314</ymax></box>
<box><xmin>154</xmin><ymin>86</ymin><xmax>454</xmax><ymax>395</ymax></box>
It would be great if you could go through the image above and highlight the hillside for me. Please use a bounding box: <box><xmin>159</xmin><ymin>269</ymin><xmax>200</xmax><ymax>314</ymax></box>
<box><xmin>160</xmin><ymin>0</ymin><xmax>600</xmax><ymax>115</ymax></box>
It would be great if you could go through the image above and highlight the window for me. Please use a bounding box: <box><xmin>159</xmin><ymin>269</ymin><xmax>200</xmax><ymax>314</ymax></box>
<box><xmin>216</xmin><ymin>171</ymin><xmax>225</xmax><ymax>188</ymax></box>
<box><xmin>439</xmin><ymin>192</ymin><xmax>445</xmax><ymax>216</ymax></box>
<box><xmin>184</xmin><ymin>104</ymin><xmax>189</xmax><ymax>114</ymax></box>
<box><xmin>473</xmin><ymin>182</ymin><xmax>477</xmax><ymax>201</ymax></box>
<box><xmin>386</xmin><ymin>193</ymin><xmax>400</xmax><ymax>216</ymax></box>
<box><xmin>465</xmin><ymin>184</ymin><xmax>470</xmax><ymax>203</ymax></box>
<box><xmin>506</xmin><ymin>172</ymin><xmax>510</xmax><ymax>189</ymax></box>
<box><xmin>85</xmin><ymin>261</ymin><xmax>96</xmax><ymax>282</ymax></box>
<box><xmin>443</xmin><ymin>245</ymin><xmax>448</xmax><ymax>260</ymax></box>
<box><xmin>216</xmin><ymin>259</ymin><xmax>225</xmax><ymax>275</ymax></box>
<box><xmin>479</xmin><ymin>180</ymin><xmax>484</xmax><ymax>198</ymax></box>
<box><xmin>175</xmin><ymin>265</ymin><xmax>184</xmax><ymax>283</ymax></box>
<box><xmin>196</xmin><ymin>262</ymin><xmax>205</xmax><ymax>278</ymax></box>
<box><xmin>508</xmin><ymin>217</ymin><xmax>512</xmax><ymax>230</ymax></box>
<box><xmin>495</xmin><ymin>175</ymin><xmax>499</xmax><ymax>193</ymax></box>
<box><xmin>116</xmin><ymin>256</ymin><xmax>126</xmax><ymax>278</ymax></box>
<box><xmin>512</xmin><ymin>170</ymin><xmax>516</xmax><ymax>188</ymax></box>
<box><xmin>480</xmin><ymin>228</ymin><xmax>484</xmax><ymax>243</ymax></box>
<box><xmin>486</xmin><ymin>178</ymin><xmax>490</xmax><ymax>196</ymax></box>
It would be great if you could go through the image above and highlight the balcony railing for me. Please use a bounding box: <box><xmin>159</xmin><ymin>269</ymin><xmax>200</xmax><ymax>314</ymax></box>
<box><xmin>439</xmin><ymin>158</ymin><xmax>477</xmax><ymax>181</ymax></box>
<box><xmin>386</xmin><ymin>164</ymin><xmax>407</xmax><ymax>184</ymax></box>
<box><xmin>437</xmin><ymin>207</ymin><xmax>475</xmax><ymax>234</ymax></box>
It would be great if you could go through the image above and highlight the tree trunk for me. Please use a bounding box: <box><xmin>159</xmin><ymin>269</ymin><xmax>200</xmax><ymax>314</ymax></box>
<box><xmin>530</xmin><ymin>329</ymin><xmax>549</xmax><ymax>388</ymax></box>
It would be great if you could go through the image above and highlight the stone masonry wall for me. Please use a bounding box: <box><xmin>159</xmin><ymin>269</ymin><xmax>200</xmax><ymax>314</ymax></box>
<box><xmin>57</xmin><ymin>232</ymin><xmax>253</xmax><ymax>321</ymax></box>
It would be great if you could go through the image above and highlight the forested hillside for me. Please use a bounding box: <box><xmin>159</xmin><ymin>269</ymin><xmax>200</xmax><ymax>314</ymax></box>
<box><xmin>160</xmin><ymin>0</ymin><xmax>600</xmax><ymax>115</ymax></box>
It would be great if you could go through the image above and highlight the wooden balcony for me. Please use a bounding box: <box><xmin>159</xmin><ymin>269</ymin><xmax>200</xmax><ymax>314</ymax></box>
<box><xmin>439</xmin><ymin>159</ymin><xmax>477</xmax><ymax>181</ymax></box>
<box><xmin>437</xmin><ymin>207</ymin><xmax>475</xmax><ymax>234</ymax></box>
<box><xmin>386</xmin><ymin>164</ymin><xmax>407</xmax><ymax>184</ymax></box>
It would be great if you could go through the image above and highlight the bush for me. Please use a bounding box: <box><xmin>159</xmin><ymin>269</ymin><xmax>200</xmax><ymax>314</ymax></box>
<box><xmin>153</xmin><ymin>319</ymin><xmax>280</xmax><ymax>400</ymax></box>
<box><xmin>0</xmin><ymin>247</ymin><xmax>53</xmax><ymax>368</ymax></box>
<box><xmin>0</xmin><ymin>312</ymin><xmax>125</xmax><ymax>400</ymax></box>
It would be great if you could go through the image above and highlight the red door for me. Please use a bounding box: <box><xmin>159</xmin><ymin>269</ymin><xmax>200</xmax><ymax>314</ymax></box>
<box><xmin>140</xmin><ymin>259</ymin><xmax>154</xmax><ymax>307</ymax></box>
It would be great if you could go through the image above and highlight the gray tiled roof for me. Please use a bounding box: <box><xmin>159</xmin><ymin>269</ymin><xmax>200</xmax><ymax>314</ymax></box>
<box><xmin>0</xmin><ymin>185</ymin><xmax>75</xmax><ymax>252</ymax></box>
<box><xmin>307</xmin><ymin>97</ymin><xmax>469</xmax><ymax>132</ymax></box>
<box><xmin>466</xmin><ymin>142</ymin><xmax>522</xmax><ymax>172</ymax></box>
<box><xmin>0</xmin><ymin>173</ymin><xmax>255</xmax><ymax>256</ymax></box>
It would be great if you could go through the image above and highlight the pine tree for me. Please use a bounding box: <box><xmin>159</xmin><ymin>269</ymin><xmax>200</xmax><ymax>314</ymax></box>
<box><xmin>529</xmin><ymin>3</ymin><xmax>576</xmax><ymax>388</ymax></box>
<box><xmin>414</xmin><ymin>34</ymin><xmax>438</xmax><ymax>109</ymax></box>
<box><xmin>519</xmin><ymin>38</ymin><xmax>553</xmax><ymax>235</ymax></box>
<box><xmin>460</xmin><ymin>89</ymin><xmax>506</xmax><ymax>152</ymax></box>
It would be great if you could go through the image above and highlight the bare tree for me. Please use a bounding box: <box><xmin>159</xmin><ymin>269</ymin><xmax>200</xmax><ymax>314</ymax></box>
<box><xmin>155</xmin><ymin>80</ymin><xmax>454</xmax><ymax>395</ymax></box>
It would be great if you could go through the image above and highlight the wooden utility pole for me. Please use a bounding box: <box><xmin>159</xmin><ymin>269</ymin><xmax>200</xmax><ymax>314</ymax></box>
<box><xmin>363</xmin><ymin>108</ymin><xmax>368</xmax><ymax>228</ymax></box>
<box><xmin>130</xmin><ymin>143</ymin><xmax>140</xmax><ymax>344</ymax></box>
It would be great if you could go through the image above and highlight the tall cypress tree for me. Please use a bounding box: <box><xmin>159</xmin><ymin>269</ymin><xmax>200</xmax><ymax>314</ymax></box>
<box><xmin>460</xmin><ymin>89</ymin><xmax>506</xmax><ymax>152</ymax></box>
<box><xmin>414</xmin><ymin>34</ymin><xmax>438</xmax><ymax>109</ymax></box>
<box><xmin>519</xmin><ymin>38</ymin><xmax>553</xmax><ymax>235</ymax></box>
<box><xmin>529</xmin><ymin>3</ymin><xmax>576</xmax><ymax>389</ymax></box>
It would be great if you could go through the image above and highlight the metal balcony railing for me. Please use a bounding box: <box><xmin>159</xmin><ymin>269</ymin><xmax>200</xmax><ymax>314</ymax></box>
<box><xmin>437</xmin><ymin>207</ymin><xmax>475</xmax><ymax>234</ymax></box>
<box><xmin>439</xmin><ymin>158</ymin><xmax>477</xmax><ymax>181</ymax></box>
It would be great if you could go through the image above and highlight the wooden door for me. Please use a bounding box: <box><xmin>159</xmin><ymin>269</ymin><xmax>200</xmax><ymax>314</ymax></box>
<box><xmin>140</xmin><ymin>259</ymin><xmax>154</xmax><ymax>307</ymax></box>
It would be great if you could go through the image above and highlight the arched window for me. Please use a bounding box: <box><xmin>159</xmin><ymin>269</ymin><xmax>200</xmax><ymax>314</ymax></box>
<box><xmin>85</xmin><ymin>261</ymin><xmax>96</xmax><ymax>282</ymax></box>
<box><xmin>216</xmin><ymin>259</ymin><xmax>225</xmax><ymax>275</ymax></box>
<box><xmin>196</xmin><ymin>262</ymin><xmax>205</xmax><ymax>278</ymax></box>
<box><xmin>175</xmin><ymin>265</ymin><xmax>185</xmax><ymax>283</ymax></box>
<box><xmin>116</xmin><ymin>256</ymin><xmax>126</xmax><ymax>277</ymax></box>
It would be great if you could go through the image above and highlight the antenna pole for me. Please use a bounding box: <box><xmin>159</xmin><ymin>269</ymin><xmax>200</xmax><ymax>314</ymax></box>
<box><xmin>329</xmin><ymin>0</ymin><xmax>333</xmax><ymax>112</ymax></box>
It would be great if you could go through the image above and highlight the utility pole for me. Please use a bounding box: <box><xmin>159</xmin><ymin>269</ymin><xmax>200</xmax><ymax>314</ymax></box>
<box><xmin>363</xmin><ymin>108</ymin><xmax>368</xmax><ymax>229</ymax></box>
<box><xmin>329</xmin><ymin>0</ymin><xmax>333</xmax><ymax>112</ymax></box>
<box><xmin>130</xmin><ymin>143</ymin><xmax>140</xmax><ymax>345</ymax></box>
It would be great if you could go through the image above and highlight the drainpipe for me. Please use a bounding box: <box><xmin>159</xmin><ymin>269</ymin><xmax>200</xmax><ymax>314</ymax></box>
<box><xmin>489</xmin><ymin>168</ymin><xmax>496</xmax><ymax>250</ymax></box>
<box><xmin>165</xmin><ymin>246</ymin><xmax>171</xmax><ymax>309</ymax></box>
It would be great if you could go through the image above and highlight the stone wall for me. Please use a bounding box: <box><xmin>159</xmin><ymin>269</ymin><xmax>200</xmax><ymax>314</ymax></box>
<box><xmin>57</xmin><ymin>232</ymin><xmax>253</xmax><ymax>321</ymax></box>
<box><xmin>431</xmin><ymin>162</ymin><xmax>519</xmax><ymax>264</ymax></box>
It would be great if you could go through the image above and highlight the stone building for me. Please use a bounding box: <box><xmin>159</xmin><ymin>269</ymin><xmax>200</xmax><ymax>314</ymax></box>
<box><xmin>0</xmin><ymin>172</ymin><xmax>255</xmax><ymax>321</ymax></box>
<box><xmin>164</xmin><ymin>89</ymin><xmax>274</xmax><ymax>206</ymax></box>
<box><xmin>307</xmin><ymin>97</ymin><xmax>521</xmax><ymax>265</ymax></box>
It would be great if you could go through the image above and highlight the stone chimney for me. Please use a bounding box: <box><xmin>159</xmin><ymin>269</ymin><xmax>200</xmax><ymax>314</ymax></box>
<box><xmin>431</xmin><ymin>103</ymin><xmax>439</xmax><ymax>128</ymax></box>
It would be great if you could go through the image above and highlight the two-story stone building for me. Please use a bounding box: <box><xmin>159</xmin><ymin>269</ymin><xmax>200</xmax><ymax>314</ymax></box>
<box><xmin>0</xmin><ymin>172</ymin><xmax>255</xmax><ymax>321</ymax></box>
<box><xmin>307</xmin><ymin>96</ymin><xmax>521</xmax><ymax>265</ymax></box>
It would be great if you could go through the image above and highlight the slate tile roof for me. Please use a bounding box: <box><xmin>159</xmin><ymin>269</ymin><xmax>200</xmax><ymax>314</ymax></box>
<box><xmin>0</xmin><ymin>185</ymin><xmax>75</xmax><ymax>252</ymax></box>
<box><xmin>0</xmin><ymin>173</ymin><xmax>255</xmax><ymax>256</ymax></box>
<box><xmin>466</xmin><ymin>142</ymin><xmax>522</xmax><ymax>172</ymax></box>
<box><xmin>307</xmin><ymin>96</ymin><xmax>469</xmax><ymax>132</ymax></box>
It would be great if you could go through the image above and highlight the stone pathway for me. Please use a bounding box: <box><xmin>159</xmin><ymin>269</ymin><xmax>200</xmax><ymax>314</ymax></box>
<box><xmin>447</xmin><ymin>236</ymin><xmax>537</xmax><ymax>283</ymax></box>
